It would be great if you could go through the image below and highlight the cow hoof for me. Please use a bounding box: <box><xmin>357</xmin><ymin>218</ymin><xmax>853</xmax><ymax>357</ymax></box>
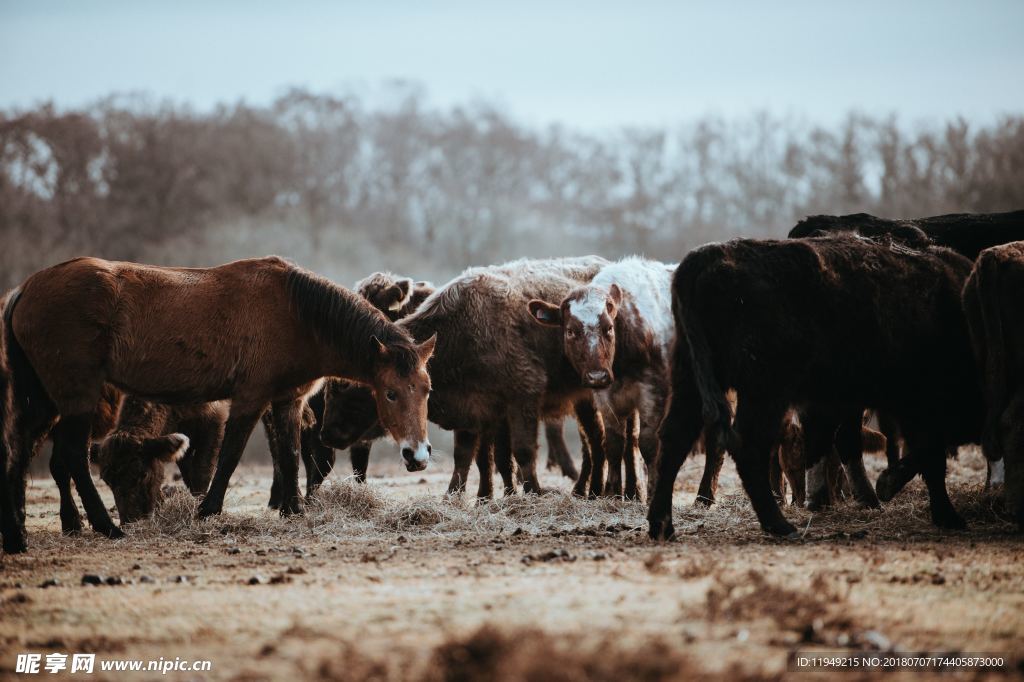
<box><xmin>692</xmin><ymin>495</ymin><xmax>714</xmax><ymax>508</ymax></box>
<box><xmin>280</xmin><ymin>499</ymin><xmax>305</xmax><ymax>517</ymax></box>
<box><xmin>97</xmin><ymin>525</ymin><xmax>125</xmax><ymax>540</ymax></box>
<box><xmin>875</xmin><ymin>468</ymin><xmax>900</xmax><ymax>502</ymax></box>
<box><xmin>648</xmin><ymin>518</ymin><xmax>676</xmax><ymax>541</ymax></box>
<box><xmin>763</xmin><ymin>520</ymin><xmax>798</xmax><ymax>537</ymax></box>
<box><xmin>932</xmin><ymin>509</ymin><xmax>967</xmax><ymax>530</ymax></box>
<box><xmin>3</xmin><ymin>534</ymin><xmax>28</xmax><ymax>555</ymax></box>
<box><xmin>196</xmin><ymin>499</ymin><xmax>221</xmax><ymax>519</ymax></box>
<box><xmin>61</xmin><ymin>520</ymin><xmax>84</xmax><ymax>536</ymax></box>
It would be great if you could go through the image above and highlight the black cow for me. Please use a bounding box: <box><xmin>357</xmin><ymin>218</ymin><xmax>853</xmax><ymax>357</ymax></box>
<box><xmin>648</xmin><ymin>235</ymin><xmax>982</xmax><ymax>539</ymax></box>
<box><xmin>963</xmin><ymin>241</ymin><xmax>1024</xmax><ymax>526</ymax></box>
<box><xmin>788</xmin><ymin>210</ymin><xmax>1024</xmax><ymax>505</ymax></box>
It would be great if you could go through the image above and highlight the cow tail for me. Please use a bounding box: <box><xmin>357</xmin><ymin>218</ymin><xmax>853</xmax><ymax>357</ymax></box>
<box><xmin>975</xmin><ymin>252</ymin><xmax>1006</xmax><ymax>461</ymax></box>
<box><xmin>674</xmin><ymin>249</ymin><xmax>741</xmax><ymax>455</ymax></box>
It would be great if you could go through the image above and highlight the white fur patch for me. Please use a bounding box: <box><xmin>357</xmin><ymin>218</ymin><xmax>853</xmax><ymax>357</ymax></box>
<box><xmin>167</xmin><ymin>433</ymin><xmax>190</xmax><ymax>461</ymax></box>
<box><xmin>590</xmin><ymin>257</ymin><xmax>676</xmax><ymax>351</ymax></box>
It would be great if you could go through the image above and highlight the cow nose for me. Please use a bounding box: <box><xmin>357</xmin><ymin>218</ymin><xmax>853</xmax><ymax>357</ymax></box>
<box><xmin>586</xmin><ymin>370</ymin><xmax>610</xmax><ymax>386</ymax></box>
<box><xmin>402</xmin><ymin>447</ymin><xmax>416</xmax><ymax>463</ymax></box>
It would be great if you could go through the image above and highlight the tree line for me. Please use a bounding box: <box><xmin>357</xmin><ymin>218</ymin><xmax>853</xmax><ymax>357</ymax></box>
<box><xmin>2</xmin><ymin>84</ymin><xmax>1022</xmax><ymax>289</ymax></box>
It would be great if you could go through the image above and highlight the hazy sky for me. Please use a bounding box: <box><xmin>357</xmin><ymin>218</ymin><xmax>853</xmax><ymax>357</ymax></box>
<box><xmin>2</xmin><ymin>0</ymin><xmax>1022</xmax><ymax>130</ymax></box>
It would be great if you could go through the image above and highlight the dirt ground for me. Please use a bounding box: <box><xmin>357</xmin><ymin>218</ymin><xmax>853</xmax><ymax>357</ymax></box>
<box><xmin>1</xmin><ymin>445</ymin><xmax>1021</xmax><ymax>681</ymax></box>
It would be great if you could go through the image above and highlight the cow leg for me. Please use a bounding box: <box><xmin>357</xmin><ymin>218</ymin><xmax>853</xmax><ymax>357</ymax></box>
<box><xmin>835</xmin><ymin>412</ymin><xmax>881</xmax><ymax>508</ymax></box>
<box><xmin>732</xmin><ymin>399</ymin><xmax>796</xmax><ymax>537</ymax></box>
<box><xmin>572</xmin><ymin>430</ymin><xmax>592</xmax><ymax>497</ymax></box>
<box><xmin>999</xmin><ymin>391</ymin><xmax>1024</xmax><ymax>526</ymax></box>
<box><xmin>179</xmin><ymin>415</ymin><xmax>223</xmax><ymax>496</ymax></box>
<box><xmin>447</xmin><ymin>430</ymin><xmax>478</xmax><ymax>496</ymax></box>
<box><xmin>877</xmin><ymin>411</ymin><xmax>903</xmax><ymax>469</ymax></box>
<box><xmin>49</xmin><ymin>451</ymin><xmax>83</xmax><ymax>534</ymax></box>
<box><xmin>348</xmin><ymin>444</ymin><xmax>368</xmax><ymax>483</ymax></box>
<box><xmin>494</xmin><ymin>420</ymin><xmax>516</xmax><ymax>496</ymax></box>
<box><xmin>801</xmin><ymin>407</ymin><xmax>838</xmax><ymax>511</ymax></box>
<box><xmin>544</xmin><ymin>420</ymin><xmax>579</xmax><ymax>481</ymax></box>
<box><xmin>2</xmin><ymin>402</ymin><xmax>56</xmax><ymax>554</ymax></box>
<box><xmin>694</xmin><ymin>444</ymin><xmax>725</xmax><ymax>507</ymax></box>
<box><xmin>52</xmin><ymin>414</ymin><xmax>122</xmax><ymax>538</ymax></box>
<box><xmin>603</xmin><ymin>419</ymin><xmax>626</xmax><ymax>498</ymax></box>
<box><xmin>904</xmin><ymin>432</ymin><xmax>965</xmax><ymax>530</ymax></box>
<box><xmin>781</xmin><ymin>437</ymin><xmax>806</xmax><ymax>507</ymax></box>
<box><xmin>574</xmin><ymin>400</ymin><xmax>606</xmax><ymax>498</ymax></box>
<box><xmin>648</xmin><ymin>371</ymin><xmax>704</xmax><ymax>541</ymax></box>
<box><xmin>197</xmin><ymin>407</ymin><xmax>264</xmax><ymax>518</ymax></box>
<box><xmin>636</xmin><ymin>415</ymin><xmax>659</xmax><ymax>502</ymax></box>
<box><xmin>623</xmin><ymin>412</ymin><xmax>641</xmax><ymax>500</ymax></box>
<box><xmin>507</xmin><ymin>410</ymin><xmax>543</xmax><ymax>494</ymax></box>
<box><xmin>267</xmin><ymin>398</ymin><xmax>305</xmax><ymax>516</ymax></box>
<box><xmin>262</xmin><ymin>409</ymin><xmax>284</xmax><ymax>510</ymax></box>
<box><xmin>768</xmin><ymin>445</ymin><xmax>785</xmax><ymax>504</ymax></box>
<box><xmin>475</xmin><ymin>431</ymin><xmax>495</xmax><ymax>500</ymax></box>
<box><xmin>302</xmin><ymin>433</ymin><xmax>335</xmax><ymax>499</ymax></box>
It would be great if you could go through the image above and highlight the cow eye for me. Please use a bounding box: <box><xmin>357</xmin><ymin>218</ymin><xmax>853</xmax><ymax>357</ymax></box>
<box><xmin>566</xmin><ymin>329</ymin><xmax>576</xmax><ymax>339</ymax></box>
<box><xmin>604</xmin><ymin>327</ymin><xmax>614</xmax><ymax>338</ymax></box>
<box><xmin>385</xmin><ymin>390</ymin><xmax>398</xmax><ymax>402</ymax></box>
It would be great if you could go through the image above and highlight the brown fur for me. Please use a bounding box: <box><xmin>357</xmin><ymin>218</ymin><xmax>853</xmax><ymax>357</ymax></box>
<box><xmin>320</xmin><ymin>257</ymin><xmax>610</xmax><ymax>497</ymax></box>
<box><xmin>92</xmin><ymin>397</ymin><xmax>228</xmax><ymax>523</ymax></box>
<box><xmin>963</xmin><ymin>241</ymin><xmax>1024</xmax><ymax>525</ymax></box>
<box><xmin>1</xmin><ymin>256</ymin><xmax>434</xmax><ymax>553</ymax></box>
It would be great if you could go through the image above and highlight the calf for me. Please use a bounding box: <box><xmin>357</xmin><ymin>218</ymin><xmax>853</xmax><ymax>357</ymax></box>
<box><xmin>528</xmin><ymin>257</ymin><xmax>676</xmax><ymax>499</ymax></box>
<box><xmin>962</xmin><ymin>241</ymin><xmax>1024</xmax><ymax>525</ymax></box>
<box><xmin>321</xmin><ymin>257</ymin><xmax>611</xmax><ymax>498</ymax></box>
<box><xmin>92</xmin><ymin>397</ymin><xmax>227</xmax><ymax>523</ymax></box>
<box><xmin>649</xmin><ymin>235</ymin><xmax>981</xmax><ymax>538</ymax></box>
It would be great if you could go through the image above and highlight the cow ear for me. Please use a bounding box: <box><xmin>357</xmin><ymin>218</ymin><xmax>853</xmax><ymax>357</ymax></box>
<box><xmin>372</xmin><ymin>335</ymin><xmax>390</xmax><ymax>359</ymax></box>
<box><xmin>142</xmin><ymin>433</ymin><xmax>190</xmax><ymax>462</ymax></box>
<box><xmin>528</xmin><ymin>300</ymin><xmax>562</xmax><ymax>326</ymax></box>
<box><xmin>606</xmin><ymin>280</ymin><xmax>622</xmax><ymax>305</ymax></box>
<box><xmin>417</xmin><ymin>334</ymin><xmax>437</xmax><ymax>363</ymax></box>
<box><xmin>386</xmin><ymin>280</ymin><xmax>411</xmax><ymax>312</ymax></box>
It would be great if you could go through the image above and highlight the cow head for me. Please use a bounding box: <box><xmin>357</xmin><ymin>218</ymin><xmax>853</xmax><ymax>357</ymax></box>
<box><xmin>94</xmin><ymin>432</ymin><xmax>190</xmax><ymax>523</ymax></box>
<box><xmin>356</xmin><ymin>273</ymin><xmax>415</xmax><ymax>321</ymax></box>
<box><xmin>528</xmin><ymin>283</ymin><xmax>622</xmax><ymax>388</ymax></box>
<box><xmin>367</xmin><ymin>334</ymin><xmax>436</xmax><ymax>471</ymax></box>
<box><xmin>320</xmin><ymin>379</ymin><xmax>382</xmax><ymax>450</ymax></box>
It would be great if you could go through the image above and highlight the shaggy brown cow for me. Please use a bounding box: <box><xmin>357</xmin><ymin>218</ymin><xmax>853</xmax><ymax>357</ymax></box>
<box><xmin>0</xmin><ymin>256</ymin><xmax>434</xmax><ymax>554</ymax></box>
<box><xmin>649</xmin><ymin>236</ymin><xmax>982</xmax><ymax>539</ymax></box>
<box><xmin>962</xmin><ymin>241</ymin><xmax>1024</xmax><ymax>525</ymax></box>
<box><xmin>320</xmin><ymin>257</ymin><xmax>610</xmax><ymax>498</ymax></box>
<box><xmin>528</xmin><ymin>257</ymin><xmax>676</xmax><ymax>499</ymax></box>
<box><xmin>92</xmin><ymin>397</ymin><xmax>227</xmax><ymax>523</ymax></box>
<box><xmin>789</xmin><ymin>210</ymin><xmax>1023</xmax><ymax>505</ymax></box>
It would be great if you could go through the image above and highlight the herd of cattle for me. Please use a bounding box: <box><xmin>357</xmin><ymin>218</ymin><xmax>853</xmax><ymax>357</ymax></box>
<box><xmin>0</xmin><ymin>209</ymin><xmax>1022</xmax><ymax>554</ymax></box>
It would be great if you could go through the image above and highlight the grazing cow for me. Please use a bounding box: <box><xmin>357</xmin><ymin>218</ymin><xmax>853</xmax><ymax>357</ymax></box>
<box><xmin>0</xmin><ymin>256</ymin><xmax>434</xmax><ymax>554</ymax></box>
<box><xmin>527</xmin><ymin>257</ymin><xmax>676</xmax><ymax>499</ymax></box>
<box><xmin>320</xmin><ymin>257</ymin><xmax>611</xmax><ymax>498</ymax></box>
<box><xmin>92</xmin><ymin>398</ymin><xmax>227</xmax><ymax>523</ymax></box>
<box><xmin>790</xmin><ymin>210</ymin><xmax>1024</xmax><ymax>504</ymax></box>
<box><xmin>648</xmin><ymin>236</ymin><xmax>981</xmax><ymax>539</ymax></box>
<box><xmin>962</xmin><ymin>241</ymin><xmax>1024</xmax><ymax>525</ymax></box>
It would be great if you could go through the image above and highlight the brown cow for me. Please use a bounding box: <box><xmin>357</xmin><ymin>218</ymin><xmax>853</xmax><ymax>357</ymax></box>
<box><xmin>963</xmin><ymin>241</ymin><xmax>1024</xmax><ymax>525</ymax></box>
<box><xmin>0</xmin><ymin>256</ymin><xmax>434</xmax><ymax>554</ymax></box>
<box><xmin>93</xmin><ymin>398</ymin><xmax>227</xmax><ymax>523</ymax></box>
<box><xmin>319</xmin><ymin>257</ymin><xmax>611</xmax><ymax>498</ymax></box>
